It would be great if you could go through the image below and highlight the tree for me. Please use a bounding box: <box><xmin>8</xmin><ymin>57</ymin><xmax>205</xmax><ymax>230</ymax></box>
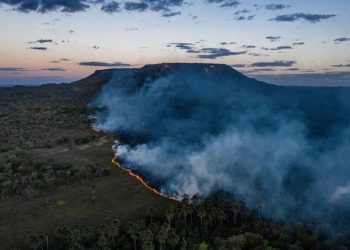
<box><xmin>198</xmin><ymin>241</ymin><xmax>209</xmax><ymax>250</ymax></box>
<box><xmin>25</xmin><ymin>234</ymin><xmax>44</xmax><ymax>250</ymax></box>
<box><xmin>197</xmin><ymin>206</ymin><xmax>206</xmax><ymax>227</ymax></box>
<box><xmin>142</xmin><ymin>240</ymin><xmax>155</xmax><ymax>250</ymax></box>
<box><xmin>216</xmin><ymin>208</ymin><xmax>226</xmax><ymax>228</ymax></box>
<box><xmin>180</xmin><ymin>237</ymin><xmax>187</xmax><ymax>250</ymax></box>
<box><xmin>96</xmin><ymin>234</ymin><xmax>109</xmax><ymax>249</ymax></box>
<box><xmin>82</xmin><ymin>227</ymin><xmax>94</xmax><ymax>246</ymax></box>
<box><xmin>180</xmin><ymin>203</ymin><xmax>191</xmax><ymax>229</ymax></box>
<box><xmin>167</xmin><ymin>228</ymin><xmax>179</xmax><ymax>249</ymax></box>
<box><xmin>156</xmin><ymin>224</ymin><xmax>169</xmax><ymax>250</ymax></box>
<box><xmin>109</xmin><ymin>219</ymin><xmax>120</xmax><ymax>247</ymax></box>
<box><xmin>140</xmin><ymin>228</ymin><xmax>154</xmax><ymax>250</ymax></box>
<box><xmin>231</xmin><ymin>203</ymin><xmax>240</xmax><ymax>225</ymax></box>
<box><xmin>148</xmin><ymin>207</ymin><xmax>157</xmax><ymax>224</ymax></box>
<box><xmin>140</xmin><ymin>228</ymin><xmax>153</xmax><ymax>242</ymax></box>
<box><xmin>165</xmin><ymin>205</ymin><xmax>175</xmax><ymax>227</ymax></box>
<box><xmin>188</xmin><ymin>204</ymin><xmax>194</xmax><ymax>226</ymax></box>
<box><xmin>70</xmin><ymin>229</ymin><xmax>81</xmax><ymax>248</ymax></box>
<box><xmin>127</xmin><ymin>220</ymin><xmax>144</xmax><ymax>250</ymax></box>
<box><xmin>190</xmin><ymin>194</ymin><xmax>201</xmax><ymax>208</ymax></box>
<box><xmin>181</xmin><ymin>194</ymin><xmax>190</xmax><ymax>205</ymax></box>
<box><xmin>90</xmin><ymin>184</ymin><xmax>96</xmax><ymax>203</ymax></box>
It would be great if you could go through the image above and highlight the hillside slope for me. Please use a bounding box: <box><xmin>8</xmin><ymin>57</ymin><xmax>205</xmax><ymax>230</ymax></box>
<box><xmin>0</xmin><ymin>68</ymin><xmax>171</xmax><ymax>249</ymax></box>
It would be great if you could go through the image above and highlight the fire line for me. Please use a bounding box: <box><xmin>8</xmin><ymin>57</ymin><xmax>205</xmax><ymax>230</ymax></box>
<box><xmin>111</xmin><ymin>157</ymin><xmax>178</xmax><ymax>201</ymax></box>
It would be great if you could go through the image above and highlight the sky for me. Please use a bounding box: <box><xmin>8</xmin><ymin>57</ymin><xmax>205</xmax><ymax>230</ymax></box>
<box><xmin>0</xmin><ymin>0</ymin><xmax>349</xmax><ymax>86</ymax></box>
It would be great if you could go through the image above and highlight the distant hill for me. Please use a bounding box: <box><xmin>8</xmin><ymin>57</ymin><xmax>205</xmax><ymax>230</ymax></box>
<box><xmin>91</xmin><ymin>63</ymin><xmax>350</xmax><ymax>139</ymax></box>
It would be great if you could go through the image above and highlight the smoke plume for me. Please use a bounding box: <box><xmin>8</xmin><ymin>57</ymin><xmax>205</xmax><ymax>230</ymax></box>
<box><xmin>93</xmin><ymin>63</ymin><xmax>350</xmax><ymax>236</ymax></box>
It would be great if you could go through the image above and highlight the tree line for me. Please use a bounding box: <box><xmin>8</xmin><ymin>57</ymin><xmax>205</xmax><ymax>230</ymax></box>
<box><xmin>20</xmin><ymin>192</ymin><xmax>339</xmax><ymax>250</ymax></box>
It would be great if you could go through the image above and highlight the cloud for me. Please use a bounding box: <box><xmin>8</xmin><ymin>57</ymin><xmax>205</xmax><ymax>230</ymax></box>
<box><xmin>265</xmin><ymin>4</ymin><xmax>291</xmax><ymax>11</ymax></box>
<box><xmin>266</xmin><ymin>36</ymin><xmax>281</xmax><ymax>42</ymax></box>
<box><xmin>78</xmin><ymin>61</ymin><xmax>131</xmax><ymax>67</ymax></box>
<box><xmin>146</xmin><ymin>0</ymin><xmax>184</xmax><ymax>12</ymax></box>
<box><xmin>230</xmin><ymin>64</ymin><xmax>245</xmax><ymax>68</ymax></box>
<box><xmin>50</xmin><ymin>58</ymin><xmax>70</xmax><ymax>63</ymax></box>
<box><xmin>0</xmin><ymin>0</ymin><xmax>92</xmax><ymax>13</ymax></box>
<box><xmin>332</xmin><ymin>64</ymin><xmax>350</xmax><ymax>68</ymax></box>
<box><xmin>124</xmin><ymin>1</ymin><xmax>148</xmax><ymax>12</ymax></box>
<box><xmin>248</xmin><ymin>52</ymin><xmax>263</xmax><ymax>57</ymax></box>
<box><xmin>253</xmin><ymin>71</ymin><xmax>350</xmax><ymax>86</ymax></box>
<box><xmin>270</xmin><ymin>13</ymin><xmax>336</xmax><ymax>23</ymax></box>
<box><xmin>197</xmin><ymin>48</ymin><xmax>246</xmax><ymax>59</ymax></box>
<box><xmin>251</xmin><ymin>61</ymin><xmax>296</xmax><ymax>67</ymax></box>
<box><xmin>168</xmin><ymin>42</ymin><xmax>195</xmax><ymax>50</ymax></box>
<box><xmin>293</xmin><ymin>42</ymin><xmax>304</xmax><ymax>46</ymax></box>
<box><xmin>219</xmin><ymin>0</ymin><xmax>240</xmax><ymax>8</ymax></box>
<box><xmin>241</xmin><ymin>45</ymin><xmax>255</xmax><ymax>48</ymax></box>
<box><xmin>263</xmin><ymin>46</ymin><xmax>293</xmax><ymax>51</ymax></box>
<box><xmin>41</xmin><ymin>67</ymin><xmax>66</xmax><ymax>71</ymax></box>
<box><xmin>28</xmin><ymin>39</ymin><xmax>53</xmax><ymax>44</ymax></box>
<box><xmin>234</xmin><ymin>9</ymin><xmax>249</xmax><ymax>15</ymax></box>
<box><xmin>334</xmin><ymin>37</ymin><xmax>350</xmax><ymax>43</ymax></box>
<box><xmin>234</xmin><ymin>15</ymin><xmax>255</xmax><ymax>21</ymax></box>
<box><xmin>101</xmin><ymin>1</ymin><xmax>120</xmax><ymax>13</ymax></box>
<box><xmin>162</xmin><ymin>11</ymin><xmax>181</xmax><ymax>17</ymax></box>
<box><xmin>30</xmin><ymin>46</ymin><xmax>47</xmax><ymax>50</ymax></box>
<box><xmin>220</xmin><ymin>42</ymin><xmax>236</xmax><ymax>45</ymax></box>
<box><xmin>124</xmin><ymin>0</ymin><xmax>184</xmax><ymax>13</ymax></box>
<box><xmin>168</xmin><ymin>43</ymin><xmax>246</xmax><ymax>59</ymax></box>
<box><xmin>167</xmin><ymin>42</ymin><xmax>201</xmax><ymax>54</ymax></box>
<box><xmin>206</xmin><ymin>0</ymin><xmax>240</xmax><ymax>8</ymax></box>
<box><xmin>0</xmin><ymin>67</ymin><xmax>26</xmax><ymax>71</ymax></box>
<box><xmin>0</xmin><ymin>0</ymin><xmax>184</xmax><ymax>15</ymax></box>
<box><xmin>124</xmin><ymin>27</ymin><xmax>139</xmax><ymax>31</ymax></box>
<box><xmin>206</xmin><ymin>0</ymin><xmax>225</xmax><ymax>2</ymax></box>
<box><xmin>245</xmin><ymin>68</ymin><xmax>275</xmax><ymax>73</ymax></box>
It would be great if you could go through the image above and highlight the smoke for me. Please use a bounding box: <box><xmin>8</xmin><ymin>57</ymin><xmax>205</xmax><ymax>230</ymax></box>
<box><xmin>93</xmin><ymin>64</ymin><xmax>350</xmax><ymax>235</ymax></box>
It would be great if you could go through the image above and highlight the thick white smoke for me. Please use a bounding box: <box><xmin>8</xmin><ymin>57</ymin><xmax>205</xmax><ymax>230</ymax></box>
<box><xmin>93</xmin><ymin>64</ymin><xmax>350</xmax><ymax>234</ymax></box>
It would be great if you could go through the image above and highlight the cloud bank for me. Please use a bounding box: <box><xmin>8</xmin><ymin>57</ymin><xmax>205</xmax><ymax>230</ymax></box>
<box><xmin>79</xmin><ymin>61</ymin><xmax>131</xmax><ymax>67</ymax></box>
<box><xmin>270</xmin><ymin>13</ymin><xmax>336</xmax><ymax>23</ymax></box>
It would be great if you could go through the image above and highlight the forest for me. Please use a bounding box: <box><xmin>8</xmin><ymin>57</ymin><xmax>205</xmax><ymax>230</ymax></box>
<box><xmin>22</xmin><ymin>193</ymin><xmax>327</xmax><ymax>250</ymax></box>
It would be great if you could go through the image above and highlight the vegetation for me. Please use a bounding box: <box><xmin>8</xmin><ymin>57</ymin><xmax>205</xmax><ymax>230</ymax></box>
<box><xmin>0</xmin><ymin>71</ymin><xmax>169</xmax><ymax>249</ymax></box>
<box><xmin>0</xmin><ymin>78</ymin><xmax>106</xmax><ymax>153</ymax></box>
<box><xmin>0</xmin><ymin>72</ymin><xmax>114</xmax><ymax>199</ymax></box>
<box><xmin>0</xmin><ymin>148</ymin><xmax>110</xmax><ymax>198</ymax></box>
<box><xmin>20</xmin><ymin>193</ymin><xmax>340</xmax><ymax>250</ymax></box>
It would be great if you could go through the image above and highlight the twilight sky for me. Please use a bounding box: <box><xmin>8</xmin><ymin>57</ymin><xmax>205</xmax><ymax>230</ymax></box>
<box><xmin>0</xmin><ymin>0</ymin><xmax>349</xmax><ymax>86</ymax></box>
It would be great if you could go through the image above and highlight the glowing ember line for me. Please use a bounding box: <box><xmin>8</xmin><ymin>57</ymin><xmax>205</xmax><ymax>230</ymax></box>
<box><xmin>111</xmin><ymin>157</ymin><xmax>178</xmax><ymax>201</ymax></box>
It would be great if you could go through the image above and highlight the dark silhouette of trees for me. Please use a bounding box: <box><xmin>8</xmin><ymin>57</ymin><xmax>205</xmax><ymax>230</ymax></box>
<box><xmin>165</xmin><ymin>205</ymin><xmax>175</xmax><ymax>227</ymax></box>
<box><xmin>21</xmin><ymin>192</ymin><xmax>337</xmax><ymax>250</ymax></box>
<box><xmin>167</xmin><ymin>228</ymin><xmax>179</xmax><ymax>249</ymax></box>
<box><xmin>156</xmin><ymin>224</ymin><xmax>169</xmax><ymax>250</ymax></box>
<box><xmin>126</xmin><ymin>220</ymin><xmax>144</xmax><ymax>250</ymax></box>
<box><xmin>197</xmin><ymin>206</ymin><xmax>206</xmax><ymax>228</ymax></box>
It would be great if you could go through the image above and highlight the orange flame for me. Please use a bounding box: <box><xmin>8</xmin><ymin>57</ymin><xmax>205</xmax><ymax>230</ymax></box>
<box><xmin>112</xmin><ymin>157</ymin><xmax>178</xmax><ymax>201</ymax></box>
